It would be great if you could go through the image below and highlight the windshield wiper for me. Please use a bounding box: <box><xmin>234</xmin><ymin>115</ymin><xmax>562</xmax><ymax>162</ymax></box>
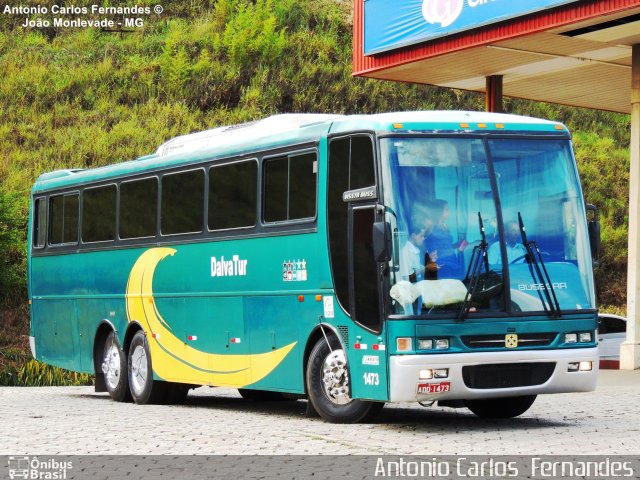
<box><xmin>458</xmin><ymin>212</ymin><xmax>489</xmax><ymax>321</ymax></box>
<box><xmin>517</xmin><ymin>212</ymin><xmax>561</xmax><ymax>318</ymax></box>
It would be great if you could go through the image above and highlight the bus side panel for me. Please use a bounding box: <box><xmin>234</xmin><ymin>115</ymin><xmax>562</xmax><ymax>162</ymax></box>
<box><xmin>32</xmin><ymin>298</ymin><xmax>81</xmax><ymax>371</ymax></box>
<box><xmin>244</xmin><ymin>295</ymin><xmax>317</xmax><ymax>394</ymax></box>
<box><xmin>345</xmin><ymin>323</ymin><xmax>389</xmax><ymax>402</ymax></box>
<box><xmin>77</xmin><ymin>299</ymin><xmax>126</xmax><ymax>373</ymax></box>
<box><xmin>151</xmin><ymin>296</ymin><xmax>249</xmax><ymax>386</ymax></box>
<box><xmin>31</xmin><ymin>251</ymin><xmax>130</xmax><ymax>374</ymax></box>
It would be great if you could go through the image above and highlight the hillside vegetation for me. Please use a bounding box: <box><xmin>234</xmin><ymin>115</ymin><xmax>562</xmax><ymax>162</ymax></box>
<box><xmin>0</xmin><ymin>0</ymin><xmax>631</xmax><ymax>322</ymax></box>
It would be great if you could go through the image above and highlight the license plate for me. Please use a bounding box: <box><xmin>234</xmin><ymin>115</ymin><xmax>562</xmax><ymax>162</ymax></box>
<box><xmin>417</xmin><ymin>382</ymin><xmax>451</xmax><ymax>394</ymax></box>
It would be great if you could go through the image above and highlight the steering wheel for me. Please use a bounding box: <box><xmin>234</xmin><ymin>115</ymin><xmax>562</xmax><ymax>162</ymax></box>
<box><xmin>509</xmin><ymin>254</ymin><xmax>528</xmax><ymax>265</ymax></box>
<box><xmin>509</xmin><ymin>252</ymin><xmax>553</xmax><ymax>265</ymax></box>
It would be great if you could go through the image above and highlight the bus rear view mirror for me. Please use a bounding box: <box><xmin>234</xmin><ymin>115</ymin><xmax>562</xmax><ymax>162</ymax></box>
<box><xmin>586</xmin><ymin>204</ymin><xmax>600</xmax><ymax>267</ymax></box>
<box><xmin>372</xmin><ymin>221</ymin><xmax>392</xmax><ymax>263</ymax></box>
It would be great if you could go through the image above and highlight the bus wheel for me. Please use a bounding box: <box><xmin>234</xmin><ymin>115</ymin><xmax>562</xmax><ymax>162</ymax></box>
<box><xmin>306</xmin><ymin>338</ymin><xmax>382</xmax><ymax>423</ymax></box>
<box><xmin>101</xmin><ymin>331</ymin><xmax>130</xmax><ymax>402</ymax></box>
<box><xmin>127</xmin><ymin>330</ymin><xmax>167</xmax><ymax>404</ymax></box>
<box><xmin>465</xmin><ymin>395</ymin><xmax>537</xmax><ymax>418</ymax></box>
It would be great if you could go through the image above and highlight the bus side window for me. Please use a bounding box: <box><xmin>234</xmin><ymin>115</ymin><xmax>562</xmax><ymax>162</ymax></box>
<box><xmin>49</xmin><ymin>193</ymin><xmax>79</xmax><ymax>245</ymax></box>
<box><xmin>263</xmin><ymin>151</ymin><xmax>317</xmax><ymax>223</ymax></box>
<box><xmin>161</xmin><ymin>169</ymin><xmax>205</xmax><ymax>235</ymax></box>
<box><xmin>290</xmin><ymin>152</ymin><xmax>317</xmax><ymax>220</ymax></box>
<box><xmin>82</xmin><ymin>185</ymin><xmax>117</xmax><ymax>243</ymax></box>
<box><xmin>209</xmin><ymin>160</ymin><xmax>257</xmax><ymax>230</ymax></box>
<box><xmin>33</xmin><ymin>198</ymin><xmax>47</xmax><ymax>248</ymax></box>
<box><xmin>350</xmin><ymin>136</ymin><xmax>376</xmax><ymax>190</ymax></box>
<box><xmin>120</xmin><ymin>177</ymin><xmax>158</xmax><ymax>239</ymax></box>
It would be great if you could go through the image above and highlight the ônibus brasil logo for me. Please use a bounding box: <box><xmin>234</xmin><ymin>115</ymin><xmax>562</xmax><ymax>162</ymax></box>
<box><xmin>422</xmin><ymin>0</ymin><xmax>464</xmax><ymax>28</ymax></box>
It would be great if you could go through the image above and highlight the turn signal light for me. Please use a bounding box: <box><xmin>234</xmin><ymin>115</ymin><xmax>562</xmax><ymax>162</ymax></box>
<box><xmin>396</xmin><ymin>337</ymin><xmax>413</xmax><ymax>352</ymax></box>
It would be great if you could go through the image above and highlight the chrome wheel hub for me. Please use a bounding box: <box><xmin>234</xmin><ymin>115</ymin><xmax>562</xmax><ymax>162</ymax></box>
<box><xmin>130</xmin><ymin>344</ymin><xmax>148</xmax><ymax>396</ymax></box>
<box><xmin>101</xmin><ymin>340</ymin><xmax>121</xmax><ymax>390</ymax></box>
<box><xmin>321</xmin><ymin>349</ymin><xmax>351</xmax><ymax>405</ymax></box>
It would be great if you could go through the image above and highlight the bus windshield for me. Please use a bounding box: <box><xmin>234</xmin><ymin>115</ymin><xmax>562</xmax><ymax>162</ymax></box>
<box><xmin>380</xmin><ymin>136</ymin><xmax>595</xmax><ymax>317</ymax></box>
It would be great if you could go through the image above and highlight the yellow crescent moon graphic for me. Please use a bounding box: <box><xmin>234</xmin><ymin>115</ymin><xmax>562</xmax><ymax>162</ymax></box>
<box><xmin>125</xmin><ymin>247</ymin><xmax>296</xmax><ymax>387</ymax></box>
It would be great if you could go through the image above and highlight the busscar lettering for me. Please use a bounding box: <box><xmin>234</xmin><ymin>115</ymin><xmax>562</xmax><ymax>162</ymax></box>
<box><xmin>211</xmin><ymin>255</ymin><xmax>248</xmax><ymax>278</ymax></box>
<box><xmin>342</xmin><ymin>187</ymin><xmax>376</xmax><ymax>202</ymax></box>
<box><xmin>518</xmin><ymin>282</ymin><xmax>568</xmax><ymax>291</ymax></box>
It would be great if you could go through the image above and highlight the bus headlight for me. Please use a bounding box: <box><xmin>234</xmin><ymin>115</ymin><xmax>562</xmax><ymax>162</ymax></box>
<box><xmin>565</xmin><ymin>332</ymin><xmax>593</xmax><ymax>344</ymax></box>
<box><xmin>579</xmin><ymin>361</ymin><xmax>593</xmax><ymax>371</ymax></box>
<box><xmin>579</xmin><ymin>332</ymin><xmax>593</xmax><ymax>343</ymax></box>
<box><xmin>417</xmin><ymin>338</ymin><xmax>449</xmax><ymax>350</ymax></box>
<box><xmin>568</xmin><ymin>361</ymin><xmax>593</xmax><ymax>372</ymax></box>
<box><xmin>434</xmin><ymin>368</ymin><xmax>449</xmax><ymax>378</ymax></box>
<box><xmin>419</xmin><ymin>369</ymin><xmax>433</xmax><ymax>379</ymax></box>
<box><xmin>418</xmin><ymin>368</ymin><xmax>449</xmax><ymax>379</ymax></box>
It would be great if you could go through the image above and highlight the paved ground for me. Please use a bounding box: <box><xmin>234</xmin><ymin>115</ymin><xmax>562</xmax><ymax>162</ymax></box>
<box><xmin>0</xmin><ymin>369</ymin><xmax>638</xmax><ymax>456</ymax></box>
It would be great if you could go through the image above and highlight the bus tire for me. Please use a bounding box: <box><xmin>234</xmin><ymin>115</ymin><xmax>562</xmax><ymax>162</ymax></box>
<box><xmin>101</xmin><ymin>331</ymin><xmax>131</xmax><ymax>402</ymax></box>
<box><xmin>465</xmin><ymin>395</ymin><xmax>537</xmax><ymax>418</ymax></box>
<box><xmin>127</xmin><ymin>330</ymin><xmax>167</xmax><ymax>404</ymax></box>
<box><xmin>306</xmin><ymin>338</ymin><xmax>382</xmax><ymax>423</ymax></box>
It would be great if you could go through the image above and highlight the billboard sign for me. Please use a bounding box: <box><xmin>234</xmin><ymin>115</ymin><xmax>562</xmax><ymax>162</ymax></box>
<box><xmin>364</xmin><ymin>0</ymin><xmax>580</xmax><ymax>56</ymax></box>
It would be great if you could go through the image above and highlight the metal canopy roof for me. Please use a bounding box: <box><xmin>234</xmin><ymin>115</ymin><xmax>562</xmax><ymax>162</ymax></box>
<box><xmin>353</xmin><ymin>1</ymin><xmax>640</xmax><ymax>113</ymax></box>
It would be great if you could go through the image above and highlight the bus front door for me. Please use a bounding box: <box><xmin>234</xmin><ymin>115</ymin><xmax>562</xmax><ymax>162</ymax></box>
<box><xmin>347</xmin><ymin>205</ymin><xmax>388</xmax><ymax>402</ymax></box>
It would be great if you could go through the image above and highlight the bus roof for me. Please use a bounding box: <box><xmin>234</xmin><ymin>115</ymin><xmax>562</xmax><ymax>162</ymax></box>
<box><xmin>32</xmin><ymin>111</ymin><xmax>567</xmax><ymax>193</ymax></box>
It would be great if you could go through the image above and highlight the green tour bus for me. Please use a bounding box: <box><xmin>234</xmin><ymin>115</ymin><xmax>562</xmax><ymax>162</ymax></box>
<box><xmin>28</xmin><ymin>111</ymin><xmax>600</xmax><ymax>423</ymax></box>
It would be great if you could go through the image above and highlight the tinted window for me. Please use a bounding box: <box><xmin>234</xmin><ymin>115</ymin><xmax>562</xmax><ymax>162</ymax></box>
<box><xmin>33</xmin><ymin>198</ymin><xmax>46</xmax><ymax>248</ymax></box>
<box><xmin>209</xmin><ymin>161</ymin><xmax>257</xmax><ymax>230</ymax></box>
<box><xmin>120</xmin><ymin>178</ymin><xmax>157</xmax><ymax>239</ymax></box>
<box><xmin>290</xmin><ymin>153</ymin><xmax>317</xmax><ymax>219</ymax></box>
<box><xmin>82</xmin><ymin>185</ymin><xmax>116</xmax><ymax>243</ymax></box>
<box><xmin>350</xmin><ymin>136</ymin><xmax>375</xmax><ymax>190</ymax></box>
<box><xmin>49</xmin><ymin>193</ymin><xmax>79</xmax><ymax>245</ymax></box>
<box><xmin>264</xmin><ymin>156</ymin><xmax>289</xmax><ymax>222</ymax></box>
<box><xmin>161</xmin><ymin>170</ymin><xmax>205</xmax><ymax>235</ymax></box>
<box><xmin>599</xmin><ymin>316</ymin><xmax>626</xmax><ymax>334</ymax></box>
<box><xmin>328</xmin><ymin>138</ymin><xmax>351</xmax><ymax>312</ymax></box>
<box><xmin>352</xmin><ymin>207</ymin><xmax>381</xmax><ymax>330</ymax></box>
<box><xmin>327</xmin><ymin>136</ymin><xmax>376</xmax><ymax>315</ymax></box>
<box><xmin>264</xmin><ymin>151</ymin><xmax>317</xmax><ymax>223</ymax></box>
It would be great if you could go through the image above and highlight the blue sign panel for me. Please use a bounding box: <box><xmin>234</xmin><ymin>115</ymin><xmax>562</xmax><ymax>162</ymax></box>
<box><xmin>364</xmin><ymin>0</ymin><xmax>580</xmax><ymax>56</ymax></box>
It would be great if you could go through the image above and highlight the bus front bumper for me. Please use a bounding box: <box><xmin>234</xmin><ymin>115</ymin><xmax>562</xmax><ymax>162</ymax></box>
<box><xmin>388</xmin><ymin>348</ymin><xmax>598</xmax><ymax>402</ymax></box>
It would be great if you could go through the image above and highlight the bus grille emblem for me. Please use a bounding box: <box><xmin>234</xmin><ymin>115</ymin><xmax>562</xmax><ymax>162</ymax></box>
<box><xmin>505</xmin><ymin>334</ymin><xmax>518</xmax><ymax>348</ymax></box>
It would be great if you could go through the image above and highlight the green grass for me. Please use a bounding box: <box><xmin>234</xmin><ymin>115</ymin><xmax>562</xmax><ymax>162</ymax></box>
<box><xmin>0</xmin><ymin>346</ymin><xmax>93</xmax><ymax>387</ymax></box>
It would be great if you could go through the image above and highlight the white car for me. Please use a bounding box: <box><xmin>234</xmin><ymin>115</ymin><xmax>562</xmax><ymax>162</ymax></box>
<box><xmin>597</xmin><ymin>313</ymin><xmax>627</xmax><ymax>366</ymax></box>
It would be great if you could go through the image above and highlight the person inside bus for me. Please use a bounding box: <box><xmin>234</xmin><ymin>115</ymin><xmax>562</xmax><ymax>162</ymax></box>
<box><xmin>396</xmin><ymin>213</ymin><xmax>438</xmax><ymax>311</ymax></box>
<box><xmin>423</xmin><ymin>199</ymin><xmax>463</xmax><ymax>278</ymax></box>
<box><xmin>399</xmin><ymin>219</ymin><xmax>426</xmax><ymax>284</ymax></box>
<box><xmin>488</xmin><ymin>220</ymin><xmax>527</xmax><ymax>264</ymax></box>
